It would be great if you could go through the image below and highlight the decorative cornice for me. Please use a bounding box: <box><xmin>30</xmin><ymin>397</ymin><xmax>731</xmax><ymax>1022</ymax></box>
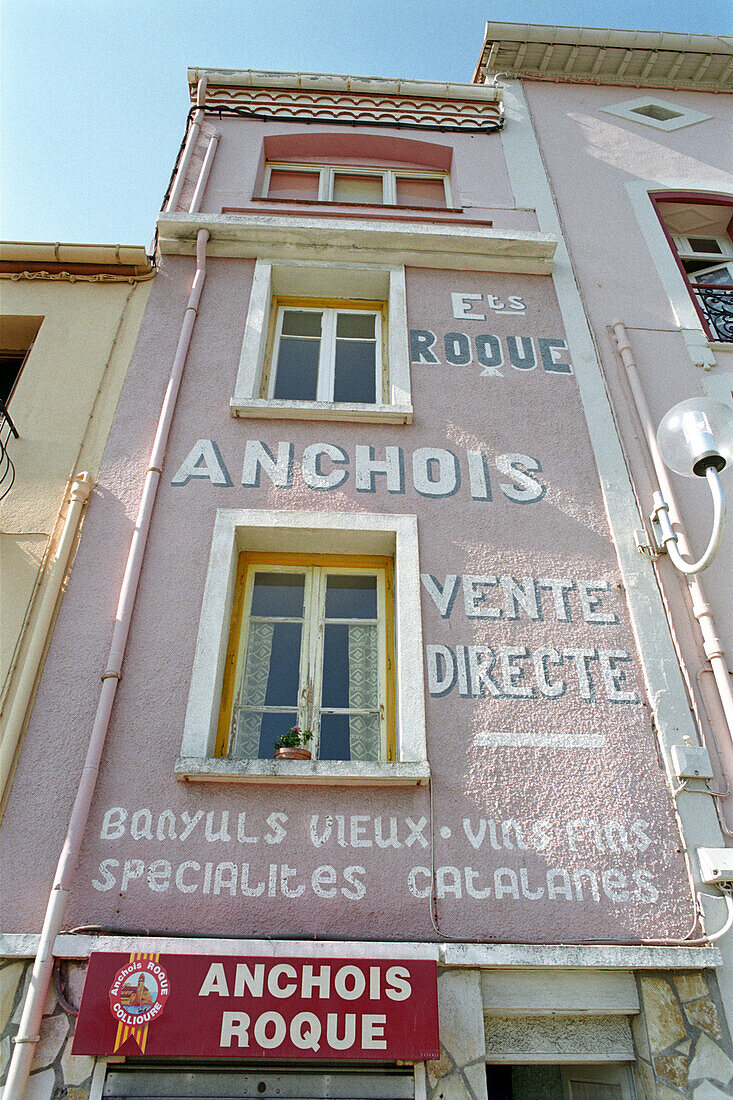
<box><xmin>188</xmin><ymin>70</ymin><xmax>502</xmax><ymax>130</ymax></box>
<box><xmin>473</xmin><ymin>22</ymin><xmax>733</xmax><ymax>91</ymax></box>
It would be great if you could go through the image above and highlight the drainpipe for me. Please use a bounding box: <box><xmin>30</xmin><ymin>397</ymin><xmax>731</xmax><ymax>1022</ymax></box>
<box><xmin>166</xmin><ymin>74</ymin><xmax>208</xmax><ymax>213</ymax></box>
<box><xmin>612</xmin><ymin>322</ymin><xmax>733</xmax><ymax>750</ymax></box>
<box><xmin>3</xmin><ymin>227</ymin><xmax>210</xmax><ymax>1100</ymax></box>
<box><xmin>189</xmin><ymin>131</ymin><xmax>220</xmax><ymax>214</ymax></box>
<box><xmin>0</xmin><ymin>473</ymin><xmax>94</xmax><ymax>807</ymax></box>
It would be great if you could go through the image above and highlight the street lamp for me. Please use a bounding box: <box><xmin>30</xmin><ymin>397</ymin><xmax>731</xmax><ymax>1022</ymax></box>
<box><xmin>651</xmin><ymin>398</ymin><xmax>733</xmax><ymax>574</ymax></box>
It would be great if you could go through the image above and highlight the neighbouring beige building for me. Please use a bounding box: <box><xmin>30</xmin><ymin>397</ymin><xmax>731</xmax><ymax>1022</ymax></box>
<box><xmin>0</xmin><ymin>242</ymin><xmax>154</xmax><ymax>812</ymax></box>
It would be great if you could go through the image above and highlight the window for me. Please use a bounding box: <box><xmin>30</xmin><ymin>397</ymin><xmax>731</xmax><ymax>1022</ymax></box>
<box><xmin>217</xmin><ymin>554</ymin><xmax>394</xmax><ymax>763</ymax></box>
<box><xmin>231</xmin><ymin>260</ymin><xmax>413</xmax><ymax>424</ymax></box>
<box><xmin>177</xmin><ymin>509</ymin><xmax>428</xmax><ymax>785</ymax></box>
<box><xmin>652</xmin><ymin>195</ymin><xmax>733</xmax><ymax>343</ymax></box>
<box><xmin>266</xmin><ymin>301</ymin><xmax>383</xmax><ymax>405</ymax></box>
<box><xmin>600</xmin><ymin>96</ymin><xmax>711</xmax><ymax>131</ymax></box>
<box><xmin>0</xmin><ymin>315</ymin><xmax>43</xmax><ymax>407</ymax></box>
<box><xmin>264</xmin><ymin>163</ymin><xmax>450</xmax><ymax>209</ymax></box>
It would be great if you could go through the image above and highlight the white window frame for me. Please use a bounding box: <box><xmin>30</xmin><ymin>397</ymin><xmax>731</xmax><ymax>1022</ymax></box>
<box><xmin>176</xmin><ymin>508</ymin><xmax>429</xmax><ymax>786</ymax></box>
<box><xmin>625</xmin><ymin>180</ymin><xmax>733</xmax><ymax>361</ymax></box>
<box><xmin>669</xmin><ymin>233</ymin><xmax>733</xmax><ymax>285</ymax></box>
<box><xmin>263</xmin><ymin>162</ymin><xmax>453</xmax><ymax>208</ymax></box>
<box><xmin>231</xmin><ymin>259</ymin><xmax>413</xmax><ymax>424</ymax></box>
<box><xmin>269</xmin><ymin>304</ymin><xmax>383</xmax><ymax>404</ymax></box>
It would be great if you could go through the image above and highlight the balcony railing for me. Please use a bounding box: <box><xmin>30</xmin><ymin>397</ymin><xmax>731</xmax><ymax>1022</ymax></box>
<box><xmin>691</xmin><ymin>284</ymin><xmax>733</xmax><ymax>343</ymax></box>
<box><xmin>0</xmin><ymin>400</ymin><xmax>19</xmax><ymax>501</ymax></box>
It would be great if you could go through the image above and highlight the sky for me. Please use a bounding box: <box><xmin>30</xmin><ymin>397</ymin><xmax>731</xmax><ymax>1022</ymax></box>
<box><xmin>1</xmin><ymin>0</ymin><xmax>730</xmax><ymax>247</ymax></box>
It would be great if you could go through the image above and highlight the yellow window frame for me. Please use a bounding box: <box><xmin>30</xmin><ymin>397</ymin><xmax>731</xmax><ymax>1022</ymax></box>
<box><xmin>216</xmin><ymin>552</ymin><xmax>396</xmax><ymax>762</ymax></box>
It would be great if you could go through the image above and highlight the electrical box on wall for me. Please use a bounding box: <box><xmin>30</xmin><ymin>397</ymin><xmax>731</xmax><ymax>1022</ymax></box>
<box><xmin>698</xmin><ymin>848</ymin><xmax>733</xmax><ymax>885</ymax></box>
<box><xmin>672</xmin><ymin>742</ymin><xmax>714</xmax><ymax>780</ymax></box>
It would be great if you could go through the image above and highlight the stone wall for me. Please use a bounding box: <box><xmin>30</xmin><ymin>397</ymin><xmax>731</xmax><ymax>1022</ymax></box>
<box><xmin>0</xmin><ymin>959</ymin><xmax>93</xmax><ymax>1100</ymax></box>
<box><xmin>632</xmin><ymin>971</ymin><xmax>733</xmax><ymax>1098</ymax></box>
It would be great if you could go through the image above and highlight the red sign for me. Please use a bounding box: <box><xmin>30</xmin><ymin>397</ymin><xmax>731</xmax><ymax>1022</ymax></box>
<box><xmin>72</xmin><ymin>952</ymin><xmax>439</xmax><ymax>1060</ymax></box>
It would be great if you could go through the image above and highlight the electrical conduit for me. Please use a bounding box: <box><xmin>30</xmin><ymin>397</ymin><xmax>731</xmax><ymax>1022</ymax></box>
<box><xmin>4</xmin><ymin>227</ymin><xmax>210</xmax><ymax>1100</ymax></box>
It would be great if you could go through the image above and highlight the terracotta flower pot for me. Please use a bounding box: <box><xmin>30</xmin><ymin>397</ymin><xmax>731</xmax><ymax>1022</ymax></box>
<box><xmin>275</xmin><ymin>747</ymin><xmax>312</xmax><ymax>761</ymax></box>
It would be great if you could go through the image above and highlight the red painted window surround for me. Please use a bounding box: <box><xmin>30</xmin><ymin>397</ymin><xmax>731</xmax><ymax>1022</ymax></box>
<box><xmin>261</xmin><ymin>132</ymin><xmax>453</xmax><ymax>172</ymax></box>
<box><xmin>251</xmin><ymin>131</ymin><xmax>458</xmax><ymax>207</ymax></box>
<box><xmin>222</xmin><ymin>204</ymin><xmax>492</xmax><ymax>229</ymax></box>
<box><xmin>650</xmin><ymin>190</ymin><xmax>733</xmax><ymax>341</ymax></box>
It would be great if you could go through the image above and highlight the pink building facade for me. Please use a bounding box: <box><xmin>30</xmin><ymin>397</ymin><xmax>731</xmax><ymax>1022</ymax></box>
<box><xmin>2</xmin><ymin>30</ymin><xmax>733</xmax><ymax>1100</ymax></box>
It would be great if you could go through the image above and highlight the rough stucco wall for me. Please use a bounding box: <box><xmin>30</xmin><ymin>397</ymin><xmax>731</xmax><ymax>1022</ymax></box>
<box><xmin>520</xmin><ymin>79</ymin><xmax>733</xmax><ymax>683</ymax></box>
<box><xmin>0</xmin><ymin>254</ymin><xmax>694</xmax><ymax>945</ymax></box>
<box><xmin>174</xmin><ymin>114</ymin><xmax>538</xmax><ymax>233</ymax></box>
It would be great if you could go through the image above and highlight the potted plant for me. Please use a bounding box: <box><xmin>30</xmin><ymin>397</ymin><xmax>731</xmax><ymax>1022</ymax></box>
<box><xmin>274</xmin><ymin>725</ymin><xmax>313</xmax><ymax>761</ymax></box>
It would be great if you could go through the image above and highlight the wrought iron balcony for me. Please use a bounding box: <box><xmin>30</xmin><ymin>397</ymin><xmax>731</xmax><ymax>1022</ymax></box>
<box><xmin>0</xmin><ymin>400</ymin><xmax>19</xmax><ymax>501</ymax></box>
<box><xmin>691</xmin><ymin>284</ymin><xmax>733</xmax><ymax>343</ymax></box>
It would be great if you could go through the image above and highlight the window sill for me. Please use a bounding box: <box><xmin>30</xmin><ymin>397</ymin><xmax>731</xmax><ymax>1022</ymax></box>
<box><xmin>175</xmin><ymin>756</ymin><xmax>431</xmax><ymax>786</ymax></box>
<box><xmin>230</xmin><ymin>398</ymin><xmax>413</xmax><ymax>424</ymax></box>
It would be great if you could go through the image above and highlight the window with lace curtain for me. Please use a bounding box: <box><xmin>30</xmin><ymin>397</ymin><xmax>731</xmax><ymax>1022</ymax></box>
<box><xmin>215</xmin><ymin>554</ymin><xmax>394</xmax><ymax>762</ymax></box>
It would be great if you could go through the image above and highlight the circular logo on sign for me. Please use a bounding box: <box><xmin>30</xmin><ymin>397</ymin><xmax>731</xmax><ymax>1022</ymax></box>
<box><xmin>109</xmin><ymin>960</ymin><xmax>170</xmax><ymax>1028</ymax></box>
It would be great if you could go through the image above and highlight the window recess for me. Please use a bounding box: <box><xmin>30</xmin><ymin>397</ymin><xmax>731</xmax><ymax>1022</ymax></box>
<box><xmin>231</xmin><ymin>260</ymin><xmax>413</xmax><ymax>425</ymax></box>
<box><xmin>653</xmin><ymin>195</ymin><xmax>733</xmax><ymax>343</ymax></box>
<box><xmin>176</xmin><ymin>509</ymin><xmax>428</xmax><ymax>786</ymax></box>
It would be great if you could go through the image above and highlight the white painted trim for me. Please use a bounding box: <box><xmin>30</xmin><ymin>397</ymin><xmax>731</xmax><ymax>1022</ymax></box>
<box><xmin>600</xmin><ymin>97</ymin><xmax>712</xmax><ymax>132</ymax></box>
<box><xmin>499</xmin><ymin>83</ymin><xmax>730</xmax><ymax>951</ymax></box>
<box><xmin>89</xmin><ymin>1060</ymin><xmax>109</xmax><ymax>1100</ymax></box>
<box><xmin>175</xmin><ymin>757</ymin><xmax>431</xmax><ymax>785</ymax></box>
<box><xmin>625</xmin><ymin>178</ymin><xmax>733</xmax><ymax>345</ymax></box>
<box><xmin>476</xmin><ymin>731</ymin><xmax>604</xmax><ymax>749</ymax></box>
<box><xmin>230</xmin><ymin>399</ymin><xmax>413</xmax><ymax>424</ymax></box>
<box><xmin>178</xmin><ymin>509</ymin><xmax>427</xmax><ymax>779</ymax></box>
<box><xmin>0</xmin><ymin>933</ymin><xmax>722</xmax><ymax>969</ymax></box>
<box><xmin>187</xmin><ymin>67</ymin><xmax>502</xmax><ymax>103</ymax></box>
<box><xmin>413</xmin><ymin>1063</ymin><xmax>427</xmax><ymax>1100</ymax></box>
<box><xmin>232</xmin><ymin>259</ymin><xmax>414</xmax><ymax>423</ymax></box>
<box><xmin>480</xmin><ymin>969</ymin><xmax>639</xmax><ymax>1015</ymax></box>
<box><xmin>157</xmin><ymin>213</ymin><xmax>557</xmax><ymax>274</ymax></box>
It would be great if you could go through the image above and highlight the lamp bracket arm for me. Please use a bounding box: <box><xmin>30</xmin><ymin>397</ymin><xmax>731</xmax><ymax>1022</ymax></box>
<box><xmin>649</xmin><ymin>469</ymin><xmax>726</xmax><ymax>576</ymax></box>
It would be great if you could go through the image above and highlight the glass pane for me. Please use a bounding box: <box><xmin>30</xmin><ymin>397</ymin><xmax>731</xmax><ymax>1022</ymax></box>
<box><xmin>333</xmin><ymin>340</ymin><xmax>377</xmax><ymax>403</ymax></box>
<box><xmin>319</xmin><ymin>712</ymin><xmax>380</xmax><ymax>761</ymax></box>
<box><xmin>237</xmin><ymin>619</ymin><xmax>302</xmax><ymax>710</ymax></box>
<box><xmin>688</xmin><ymin>237</ymin><xmax>723</xmax><ymax>254</ymax></box>
<box><xmin>321</xmin><ymin>623</ymin><xmax>379</xmax><ymax>710</ymax></box>
<box><xmin>233</xmin><ymin>710</ymin><xmax>299</xmax><ymax>760</ymax></box>
<box><xmin>250</xmin><ymin>573</ymin><xmax>305</xmax><ymax>617</ymax></box>
<box><xmin>267</xmin><ymin>168</ymin><xmax>320</xmax><ymax>201</ymax></box>
<box><xmin>262</xmin><ymin>621</ymin><xmax>302</xmax><ymax>706</ymax></box>
<box><xmin>273</xmin><ymin>337</ymin><xmax>320</xmax><ymax>400</ymax></box>
<box><xmin>325</xmin><ymin>574</ymin><xmax>378</xmax><ymax>618</ymax></box>
<box><xmin>333</xmin><ymin>173</ymin><xmax>383</xmax><ymax>204</ymax></box>
<box><xmin>395</xmin><ymin>176</ymin><xmax>447</xmax><ymax>208</ymax></box>
<box><xmin>694</xmin><ymin>263</ymin><xmax>733</xmax><ymax>286</ymax></box>
<box><xmin>281</xmin><ymin>309</ymin><xmax>322</xmax><ymax>337</ymax></box>
<box><xmin>336</xmin><ymin>312</ymin><xmax>375</xmax><ymax>339</ymax></box>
